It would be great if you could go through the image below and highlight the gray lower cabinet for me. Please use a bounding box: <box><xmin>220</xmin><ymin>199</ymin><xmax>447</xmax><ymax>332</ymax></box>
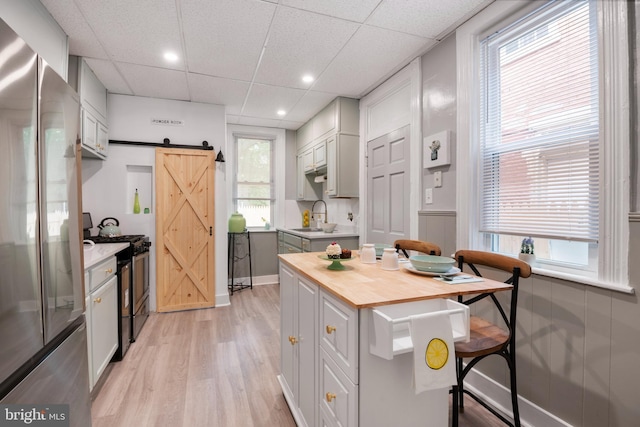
<box><xmin>278</xmin><ymin>231</ymin><xmax>358</xmax><ymax>254</ymax></box>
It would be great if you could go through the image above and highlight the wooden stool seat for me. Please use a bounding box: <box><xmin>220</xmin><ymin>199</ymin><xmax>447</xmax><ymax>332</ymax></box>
<box><xmin>455</xmin><ymin>316</ymin><xmax>510</xmax><ymax>357</ymax></box>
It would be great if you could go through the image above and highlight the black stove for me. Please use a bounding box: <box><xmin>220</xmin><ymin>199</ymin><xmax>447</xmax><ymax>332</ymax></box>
<box><xmin>86</xmin><ymin>234</ymin><xmax>145</xmax><ymax>244</ymax></box>
<box><xmin>86</xmin><ymin>234</ymin><xmax>150</xmax><ymax>256</ymax></box>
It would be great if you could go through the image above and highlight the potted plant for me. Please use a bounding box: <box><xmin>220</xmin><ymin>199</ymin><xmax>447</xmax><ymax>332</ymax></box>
<box><xmin>518</xmin><ymin>237</ymin><xmax>536</xmax><ymax>266</ymax></box>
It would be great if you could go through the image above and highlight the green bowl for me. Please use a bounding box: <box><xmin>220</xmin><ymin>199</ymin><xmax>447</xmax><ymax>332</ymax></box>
<box><xmin>409</xmin><ymin>255</ymin><xmax>455</xmax><ymax>273</ymax></box>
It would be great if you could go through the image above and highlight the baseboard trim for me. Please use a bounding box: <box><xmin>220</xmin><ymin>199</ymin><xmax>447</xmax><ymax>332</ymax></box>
<box><xmin>217</xmin><ymin>274</ymin><xmax>279</xmax><ymax>307</ymax></box>
<box><xmin>464</xmin><ymin>368</ymin><xmax>572</xmax><ymax>427</ymax></box>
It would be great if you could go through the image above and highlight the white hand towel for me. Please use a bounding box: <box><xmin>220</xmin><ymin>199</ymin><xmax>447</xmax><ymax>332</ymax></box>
<box><xmin>409</xmin><ymin>311</ymin><xmax>457</xmax><ymax>394</ymax></box>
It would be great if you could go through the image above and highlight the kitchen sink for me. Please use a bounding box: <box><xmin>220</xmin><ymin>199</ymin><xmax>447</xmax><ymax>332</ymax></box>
<box><xmin>289</xmin><ymin>228</ymin><xmax>322</xmax><ymax>232</ymax></box>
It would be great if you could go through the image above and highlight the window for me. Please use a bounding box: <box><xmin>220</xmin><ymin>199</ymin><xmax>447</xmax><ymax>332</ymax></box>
<box><xmin>457</xmin><ymin>0</ymin><xmax>631</xmax><ymax>290</ymax></box>
<box><xmin>233</xmin><ymin>136</ymin><xmax>274</xmax><ymax>228</ymax></box>
<box><xmin>479</xmin><ymin>1</ymin><xmax>598</xmax><ymax>274</ymax></box>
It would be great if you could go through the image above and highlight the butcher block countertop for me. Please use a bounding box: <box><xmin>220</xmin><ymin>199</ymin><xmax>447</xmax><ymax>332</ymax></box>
<box><xmin>278</xmin><ymin>251</ymin><xmax>512</xmax><ymax>309</ymax></box>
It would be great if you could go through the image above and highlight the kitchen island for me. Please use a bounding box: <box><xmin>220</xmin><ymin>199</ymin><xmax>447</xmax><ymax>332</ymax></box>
<box><xmin>278</xmin><ymin>251</ymin><xmax>512</xmax><ymax>427</ymax></box>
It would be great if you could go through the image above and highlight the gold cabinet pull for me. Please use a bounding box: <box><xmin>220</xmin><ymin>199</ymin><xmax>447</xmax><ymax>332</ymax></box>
<box><xmin>106</xmin><ymin>268</ymin><xmax>113</xmax><ymax>274</ymax></box>
<box><xmin>326</xmin><ymin>392</ymin><xmax>336</xmax><ymax>402</ymax></box>
<box><xmin>94</xmin><ymin>297</ymin><xmax>102</xmax><ymax>303</ymax></box>
<box><xmin>326</xmin><ymin>325</ymin><xmax>336</xmax><ymax>334</ymax></box>
<box><xmin>288</xmin><ymin>336</ymin><xmax>298</xmax><ymax>345</ymax></box>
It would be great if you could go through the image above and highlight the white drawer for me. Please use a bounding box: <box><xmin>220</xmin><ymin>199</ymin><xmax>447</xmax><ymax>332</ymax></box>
<box><xmin>88</xmin><ymin>256</ymin><xmax>117</xmax><ymax>293</ymax></box>
<box><xmin>320</xmin><ymin>291</ymin><xmax>358</xmax><ymax>383</ymax></box>
<box><xmin>320</xmin><ymin>348</ymin><xmax>358</xmax><ymax>427</ymax></box>
<box><xmin>369</xmin><ymin>299</ymin><xmax>470</xmax><ymax>360</ymax></box>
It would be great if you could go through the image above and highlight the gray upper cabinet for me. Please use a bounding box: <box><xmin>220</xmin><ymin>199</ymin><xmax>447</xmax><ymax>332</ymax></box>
<box><xmin>297</xmin><ymin>97</ymin><xmax>360</xmax><ymax>150</ymax></box>
<box><xmin>73</xmin><ymin>58</ymin><xmax>109</xmax><ymax>159</ymax></box>
<box><xmin>296</xmin><ymin>97</ymin><xmax>360</xmax><ymax>198</ymax></box>
<box><xmin>297</xmin><ymin>121</ymin><xmax>313</xmax><ymax>151</ymax></box>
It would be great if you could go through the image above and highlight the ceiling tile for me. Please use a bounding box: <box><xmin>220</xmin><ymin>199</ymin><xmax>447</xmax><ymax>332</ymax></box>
<box><xmin>181</xmin><ymin>0</ymin><xmax>276</xmax><ymax>81</ymax></box>
<box><xmin>84</xmin><ymin>58</ymin><xmax>133</xmax><ymax>95</ymax></box>
<box><xmin>74</xmin><ymin>0</ymin><xmax>185</xmax><ymax>70</ymax></box>
<box><xmin>366</xmin><ymin>0</ymin><xmax>490</xmax><ymax>39</ymax></box>
<box><xmin>39</xmin><ymin>0</ymin><xmax>487</xmax><ymax>129</ymax></box>
<box><xmin>241</xmin><ymin>83</ymin><xmax>306</xmax><ymax>120</ymax></box>
<box><xmin>254</xmin><ymin>7</ymin><xmax>359</xmax><ymax>89</ymax></box>
<box><xmin>187</xmin><ymin>73</ymin><xmax>250</xmax><ymax>115</ymax></box>
<box><xmin>284</xmin><ymin>91</ymin><xmax>340</xmax><ymax>123</ymax></box>
<box><xmin>117</xmin><ymin>63</ymin><xmax>190</xmax><ymax>101</ymax></box>
<box><xmin>280</xmin><ymin>0</ymin><xmax>382</xmax><ymax>23</ymax></box>
<box><xmin>39</xmin><ymin>0</ymin><xmax>109</xmax><ymax>59</ymax></box>
<box><xmin>312</xmin><ymin>25</ymin><xmax>430</xmax><ymax>97</ymax></box>
<box><xmin>237</xmin><ymin>116</ymin><xmax>284</xmax><ymax>128</ymax></box>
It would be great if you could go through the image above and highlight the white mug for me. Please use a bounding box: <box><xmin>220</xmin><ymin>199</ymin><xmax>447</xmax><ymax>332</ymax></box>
<box><xmin>360</xmin><ymin>244</ymin><xmax>376</xmax><ymax>264</ymax></box>
<box><xmin>381</xmin><ymin>247</ymin><xmax>399</xmax><ymax>270</ymax></box>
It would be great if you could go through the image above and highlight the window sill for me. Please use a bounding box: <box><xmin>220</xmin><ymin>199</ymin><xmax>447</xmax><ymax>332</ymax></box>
<box><xmin>530</xmin><ymin>266</ymin><xmax>635</xmax><ymax>294</ymax></box>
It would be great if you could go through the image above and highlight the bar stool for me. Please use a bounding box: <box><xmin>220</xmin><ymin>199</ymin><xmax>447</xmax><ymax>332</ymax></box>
<box><xmin>227</xmin><ymin>230</ymin><xmax>253</xmax><ymax>295</ymax></box>
<box><xmin>451</xmin><ymin>250</ymin><xmax>532</xmax><ymax>427</ymax></box>
<box><xmin>393</xmin><ymin>239</ymin><xmax>441</xmax><ymax>257</ymax></box>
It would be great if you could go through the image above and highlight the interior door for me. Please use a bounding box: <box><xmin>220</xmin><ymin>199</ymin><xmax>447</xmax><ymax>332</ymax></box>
<box><xmin>156</xmin><ymin>148</ymin><xmax>215</xmax><ymax>312</ymax></box>
<box><xmin>367</xmin><ymin>126</ymin><xmax>410</xmax><ymax>245</ymax></box>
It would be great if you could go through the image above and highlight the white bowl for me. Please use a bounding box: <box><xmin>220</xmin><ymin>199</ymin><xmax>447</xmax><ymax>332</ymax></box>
<box><xmin>409</xmin><ymin>255</ymin><xmax>456</xmax><ymax>273</ymax></box>
<box><xmin>320</xmin><ymin>223</ymin><xmax>337</xmax><ymax>233</ymax></box>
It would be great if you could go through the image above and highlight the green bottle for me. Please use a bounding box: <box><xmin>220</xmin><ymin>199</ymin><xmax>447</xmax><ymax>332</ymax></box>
<box><xmin>133</xmin><ymin>189</ymin><xmax>141</xmax><ymax>214</ymax></box>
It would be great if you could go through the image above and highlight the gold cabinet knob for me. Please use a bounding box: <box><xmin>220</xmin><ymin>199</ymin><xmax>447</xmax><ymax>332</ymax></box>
<box><xmin>94</xmin><ymin>297</ymin><xmax>102</xmax><ymax>303</ymax></box>
<box><xmin>106</xmin><ymin>268</ymin><xmax>113</xmax><ymax>274</ymax></box>
<box><xmin>326</xmin><ymin>392</ymin><xmax>336</xmax><ymax>403</ymax></box>
<box><xmin>326</xmin><ymin>325</ymin><xmax>336</xmax><ymax>334</ymax></box>
<box><xmin>288</xmin><ymin>336</ymin><xmax>298</xmax><ymax>345</ymax></box>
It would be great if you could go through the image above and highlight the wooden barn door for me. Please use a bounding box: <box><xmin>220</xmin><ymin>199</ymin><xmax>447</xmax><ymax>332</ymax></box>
<box><xmin>156</xmin><ymin>148</ymin><xmax>215</xmax><ymax>312</ymax></box>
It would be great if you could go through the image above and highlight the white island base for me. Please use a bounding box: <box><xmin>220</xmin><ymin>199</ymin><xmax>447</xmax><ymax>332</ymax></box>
<box><xmin>358</xmin><ymin>311</ymin><xmax>449</xmax><ymax>427</ymax></box>
<box><xmin>277</xmin><ymin>253</ymin><xmax>498</xmax><ymax>427</ymax></box>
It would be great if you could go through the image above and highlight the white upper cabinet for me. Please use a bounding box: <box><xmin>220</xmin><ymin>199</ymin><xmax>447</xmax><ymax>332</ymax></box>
<box><xmin>75</xmin><ymin>58</ymin><xmax>109</xmax><ymax>159</ymax></box>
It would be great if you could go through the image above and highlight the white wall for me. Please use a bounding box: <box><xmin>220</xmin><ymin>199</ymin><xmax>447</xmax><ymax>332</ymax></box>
<box><xmin>82</xmin><ymin>95</ymin><xmax>229</xmax><ymax>309</ymax></box>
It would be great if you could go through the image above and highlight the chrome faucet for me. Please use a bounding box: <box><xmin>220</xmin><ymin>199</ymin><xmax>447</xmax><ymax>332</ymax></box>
<box><xmin>311</xmin><ymin>199</ymin><xmax>328</xmax><ymax>224</ymax></box>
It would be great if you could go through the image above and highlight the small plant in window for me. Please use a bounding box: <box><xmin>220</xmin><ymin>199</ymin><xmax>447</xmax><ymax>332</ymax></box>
<box><xmin>261</xmin><ymin>217</ymin><xmax>270</xmax><ymax>230</ymax></box>
<box><xmin>520</xmin><ymin>237</ymin><xmax>534</xmax><ymax>255</ymax></box>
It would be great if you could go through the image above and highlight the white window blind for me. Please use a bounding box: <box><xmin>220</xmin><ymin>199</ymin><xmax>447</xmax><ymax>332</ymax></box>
<box><xmin>479</xmin><ymin>1</ymin><xmax>599</xmax><ymax>243</ymax></box>
<box><xmin>234</xmin><ymin>136</ymin><xmax>274</xmax><ymax>227</ymax></box>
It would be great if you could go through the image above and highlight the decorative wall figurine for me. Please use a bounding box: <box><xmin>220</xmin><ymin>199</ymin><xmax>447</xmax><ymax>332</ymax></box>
<box><xmin>423</xmin><ymin>130</ymin><xmax>450</xmax><ymax>168</ymax></box>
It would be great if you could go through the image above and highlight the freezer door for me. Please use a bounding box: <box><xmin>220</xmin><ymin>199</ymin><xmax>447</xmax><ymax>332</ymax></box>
<box><xmin>1</xmin><ymin>322</ymin><xmax>92</xmax><ymax>427</ymax></box>
<box><xmin>38</xmin><ymin>59</ymin><xmax>83</xmax><ymax>343</ymax></box>
<box><xmin>0</xmin><ymin>20</ymin><xmax>43</xmax><ymax>387</ymax></box>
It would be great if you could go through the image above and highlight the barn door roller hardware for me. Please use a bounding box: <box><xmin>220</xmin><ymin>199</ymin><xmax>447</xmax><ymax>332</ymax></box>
<box><xmin>110</xmin><ymin>138</ymin><xmax>215</xmax><ymax>151</ymax></box>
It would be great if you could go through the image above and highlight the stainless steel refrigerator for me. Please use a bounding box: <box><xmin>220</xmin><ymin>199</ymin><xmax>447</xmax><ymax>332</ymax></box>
<box><xmin>0</xmin><ymin>19</ymin><xmax>92</xmax><ymax>426</ymax></box>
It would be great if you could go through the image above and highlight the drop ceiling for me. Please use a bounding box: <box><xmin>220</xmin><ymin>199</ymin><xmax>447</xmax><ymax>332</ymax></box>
<box><xmin>40</xmin><ymin>0</ymin><xmax>493</xmax><ymax>130</ymax></box>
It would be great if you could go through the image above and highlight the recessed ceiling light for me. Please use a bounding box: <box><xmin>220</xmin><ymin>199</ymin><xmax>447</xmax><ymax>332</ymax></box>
<box><xmin>277</xmin><ymin>110</ymin><xmax>286</xmax><ymax>116</ymax></box>
<box><xmin>163</xmin><ymin>51</ymin><xmax>179</xmax><ymax>62</ymax></box>
<box><xmin>302</xmin><ymin>75</ymin><xmax>314</xmax><ymax>83</ymax></box>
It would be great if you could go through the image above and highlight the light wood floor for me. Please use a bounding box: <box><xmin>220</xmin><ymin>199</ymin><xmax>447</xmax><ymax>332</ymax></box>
<box><xmin>91</xmin><ymin>284</ymin><xmax>503</xmax><ymax>427</ymax></box>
